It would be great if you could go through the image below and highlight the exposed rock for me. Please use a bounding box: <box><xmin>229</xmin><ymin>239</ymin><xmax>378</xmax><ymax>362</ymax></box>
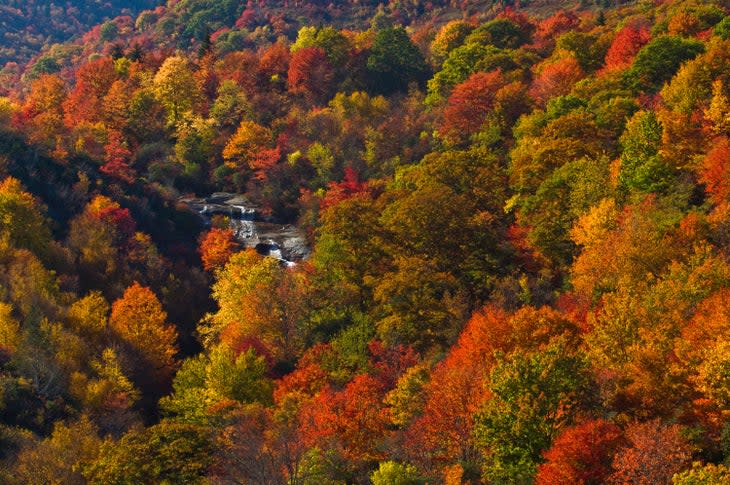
<box><xmin>179</xmin><ymin>193</ymin><xmax>310</xmax><ymax>264</ymax></box>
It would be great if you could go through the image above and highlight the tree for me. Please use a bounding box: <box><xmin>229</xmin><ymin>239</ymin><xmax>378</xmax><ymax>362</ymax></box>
<box><xmin>608</xmin><ymin>420</ymin><xmax>692</xmax><ymax>485</ymax></box>
<box><xmin>404</xmin><ymin>307</ymin><xmax>511</xmax><ymax>471</ymax></box>
<box><xmin>299</xmin><ymin>374</ymin><xmax>390</xmax><ymax>469</ymax></box>
<box><xmin>529</xmin><ymin>57</ymin><xmax>584</xmax><ymax>106</ymax></box>
<box><xmin>109</xmin><ymin>283</ymin><xmax>178</xmax><ymax>389</ymax></box>
<box><xmin>371</xmin><ymin>461</ymin><xmax>423</xmax><ymax>485</ymax></box>
<box><xmin>20</xmin><ymin>74</ymin><xmax>67</xmax><ymax>152</ymax></box>
<box><xmin>291</xmin><ymin>25</ymin><xmax>351</xmax><ymax>69</ymax></box>
<box><xmin>288</xmin><ymin>47</ymin><xmax>335</xmax><ymax>105</ymax></box>
<box><xmin>467</xmin><ymin>18</ymin><xmax>531</xmax><ymax>50</ymax></box>
<box><xmin>210</xmin><ymin>402</ymin><xmax>296</xmax><ymax>485</ymax></box>
<box><xmin>209</xmin><ymin>80</ymin><xmax>251</xmax><ymax>129</ymax></box>
<box><xmin>673</xmin><ymin>463</ymin><xmax>730</xmax><ymax>485</ymax></box>
<box><xmin>380</xmin><ymin>147</ymin><xmax>508</xmax><ymax>298</ymax></box>
<box><xmin>84</xmin><ymin>422</ymin><xmax>213</xmax><ymax>485</ymax></box>
<box><xmin>101</xmin><ymin>131</ymin><xmax>135</xmax><ymax>184</ymax></box>
<box><xmin>556</xmin><ymin>31</ymin><xmax>609</xmax><ymax>73</ymax></box>
<box><xmin>618</xmin><ymin>110</ymin><xmax>674</xmax><ymax>193</ymax></box>
<box><xmin>223</xmin><ymin>120</ymin><xmax>273</xmax><ymax>175</ymax></box>
<box><xmin>12</xmin><ymin>416</ymin><xmax>103</xmax><ymax>485</ymax></box>
<box><xmin>536</xmin><ymin>419</ymin><xmax>624</xmax><ymax>485</ymax></box>
<box><xmin>604</xmin><ymin>24</ymin><xmax>651</xmax><ymax>72</ymax></box>
<box><xmin>69</xmin><ymin>348</ymin><xmax>141</xmax><ymax>436</ymax></box>
<box><xmin>373</xmin><ymin>255</ymin><xmax>467</xmax><ymax>351</ymax></box>
<box><xmin>63</xmin><ymin>57</ymin><xmax>117</xmax><ymax>127</ymax></box>
<box><xmin>0</xmin><ymin>177</ymin><xmax>52</xmax><ymax>258</ymax></box>
<box><xmin>199</xmin><ymin>227</ymin><xmax>239</xmax><ymax>272</ymax></box>
<box><xmin>204</xmin><ymin>249</ymin><xmax>307</xmax><ymax>360</ymax></box>
<box><xmin>474</xmin><ymin>341</ymin><xmax>592</xmax><ymax>484</ymax></box>
<box><xmin>624</xmin><ymin>36</ymin><xmax>704</xmax><ymax>92</ymax></box>
<box><xmin>152</xmin><ymin>56</ymin><xmax>201</xmax><ymax>125</ymax></box>
<box><xmin>367</xmin><ymin>27</ymin><xmax>429</xmax><ymax>94</ymax></box>
<box><xmin>431</xmin><ymin>21</ymin><xmax>474</xmax><ymax>66</ymax></box>
<box><xmin>441</xmin><ymin>70</ymin><xmax>505</xmax><ymax>144</ymax></box>
<box><xmin>700</xmin><ymin>137</ymin><xmax>730</xmax><ymax>205</ymax></box>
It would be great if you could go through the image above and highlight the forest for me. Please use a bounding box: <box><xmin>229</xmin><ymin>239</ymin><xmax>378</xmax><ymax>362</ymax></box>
<box><xmin>2</xmin><ymin>0</ymin><xmax>730</xmax><ymax>483</ymax></box>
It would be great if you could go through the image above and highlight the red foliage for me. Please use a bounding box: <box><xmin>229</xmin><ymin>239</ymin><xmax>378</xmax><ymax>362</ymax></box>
<box><xmin>321</xmin><ymin>167</ymin><xmax>370</xmax><ymax>209</ymax></box>
<box><xmin>499</xmin><ymin>7</ymin><xmax>534</xmax><ymax>33</ymax></box>
<box><xmin>368</xmin><ymin>340</ymin><xmax>419</xmax><ymax>389</ymax></box>
<box><xmin>603</xmin><ymin>24</ymin><xmax>651</xmax><ymax>73</ymax></box>
<box><xmin>441</xmin><ymin>70</ymin><xmax>506</xmax><ymax>142</ymax></box>
<box><xmin>95</xmin><ymin>205</ymin><xmax>137</xmax><ymax>239</ymax></box>
<box><xmin>700</xmin><ymin>136</ymin><xmax>730</xmax><ymax>205</ymax></box>
<box><xmin>534</xmin><ymin>11</ymin><xmax>580</xmax><ymax>49</ymax></box>
<box><xmin>405</xmin><ymin>307</ymin><xmax>510</xmax><ymax>466</ymax></box>
<box><xmin>63</xmin><ymin>57</ymin><xmax>118</xmax><ymax>127</ymax></box>
<box><xmin>529</xmin><ymin>57</ymin><xmax>584</xmax><ymax>106</ymax></box>
<box><xmin>236</xmin><ymin>8</ymin><xmax>258</xmax><ymax>28</ymax></box>
<box><xmin>288</xmin><ymin>47</ymin><xmax>335</xmax><ymax>104</ymax></box>
<box><xmin>536</xmin><ymin>419</ymin><xmax>625</xmax><ymax>485</ymax></box>
<box><xmin>299</xmin><ymin>374</ymin><xmax>390</xmax><ymax>462</ymax></box>
<box><xmin>258</xmin><ymin>41</ymin><xmax>290</xmax><ymax>80</ymax></box>
<box><xmin>250</xmin><ymin>146</ymin><xmax>281</xmax><ymax>181</ymax></box>
<box><xmin>100</xmin><ymin>130</ymin><xmax>135</xmax><ymax>184</ymax></box>
<box><xmin>608</xmin><ymin>420</ymin><xmax>692</xmax><ymax>485</ymax></box>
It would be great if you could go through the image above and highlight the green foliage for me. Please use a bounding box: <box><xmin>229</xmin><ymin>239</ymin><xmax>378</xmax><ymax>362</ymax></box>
<box><xmin>474</xmin><ymin>341</ymin><xmax>592</xmax><ymax>484</ymax></box>
<box><xmin>160</xmin><ymin>345</ymin><xmax>273</xmax><ymax>423</ymax></box>
<box><xmin>519</xmin><ymin>156</ymin><xmax>613</xmax><ymax>264</ymax></box>
<box><xmin>367</xmin><ymin>27</ymin><xmax>429</xmax><ymax>94</ymax></box>
<box><xmin>99</xmin><ymin>22</ymin><xmax>119</xmax><ymax>42</ymax></box>
<box><xmin>209</xmin><ymin>80</ymin><xmax>251</xmax><ymax>128</ymax></box>
<box><xmin>371</xmin><ymin>461</ymin><xmax>424</xmax><ymax>485</ymax></box>
<box><xmin>714</xmin><ymin>17</ymin><xmax>730</xmax><ymax>40</ymax></box>
<box><xmin>84</xmin><ymin>422</ymin><xmax>213</xmax><ymax>485</ymax></box>
<box><xmin>619</xmin><ymin>110</ymin><xmax>675</xmax><ymax>193</ymax></box>
<box><xmin>624</xmin><ymin>35</ymin><xmax>704</xmax><ymax>92</ymax></box>
<box><xmin>466</xmin><ymin>18</ymin><xmax>531</xmax><ymax>49</ymax></box>
<box><xmin>556</xmin><ymin>31</ymin><xmax>610</xmax><ymax>72</ymax></box>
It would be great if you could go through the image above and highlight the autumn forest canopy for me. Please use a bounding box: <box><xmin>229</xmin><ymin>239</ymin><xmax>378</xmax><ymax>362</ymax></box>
<box><xmin>5</xmin><ymin>0</ymin><xmax>730</xmax><ymax>483</ymax></box>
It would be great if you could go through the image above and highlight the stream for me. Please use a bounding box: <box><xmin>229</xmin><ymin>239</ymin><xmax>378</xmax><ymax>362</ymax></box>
<box><xmin>179</xmin><ymin>193</ymin><xmax>310</xmax><ymax>265</ymax></box>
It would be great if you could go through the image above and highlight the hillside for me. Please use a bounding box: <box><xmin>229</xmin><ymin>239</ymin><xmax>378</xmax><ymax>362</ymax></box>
<box><xmin>0</xmin><ymin>0</ymin><xmax>160</xmax><ymax>67</ymax></box>
<box><xmin>2</xmin><ymin>0</ymin><xmax>730</xmax><ymax>483</ymax></box>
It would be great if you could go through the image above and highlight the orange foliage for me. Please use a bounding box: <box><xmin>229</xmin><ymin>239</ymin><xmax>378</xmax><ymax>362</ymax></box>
<box><xmin>608</xmin><ymin>420</ymin><xmax>692</xmax><ymax>485</ymax></box>
<box><xmin>679</xmin><ymin>288</ymin><xmax>730</xmax><ymax>364</ymax></box>
<box><xmin>534</xmin><ymin>11</ymin><xmax>580</xmax><ymax>49</ymax></box>
<box><xmin>109</xmin><ymin>282</ymin><xmax>178</xmax><ymax>384</ymax></box>
<box><xmin>258</xmin><ymin>40</ymin><xmax>290</xmax><ymax>80</ymax></box>
<box><xmin>405</xmin><ymin>307</ymin><xmax>509</xmax><ymax>467</ymax></box>
<box><xmin>63</xmin><ymin>57</ymin><xmax>117</xmax><ymax>127</ymax></box>
<box><xmin>199</xmin><ymin>227</ymin><xmax>239</xmax><ymax>272</ymax></box>
<box><xmin>536</xmin><ymin>419</ymin><xmax>624</xmax><ymax>485</ymax></box>
<box><xmin>299</xmin><ymin>374</ymin><xmax>390</xmax><ymax>463</ymax></box>
<box><xmin>700</xmin><ymin>136</ymin><xmax>730</xmax><ymax>205</ymax></box>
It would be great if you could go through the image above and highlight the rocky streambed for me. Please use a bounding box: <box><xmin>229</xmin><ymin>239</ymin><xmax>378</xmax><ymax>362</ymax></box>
<box><xmin>179</xmin><ymin>193</ymin><xmax>310</xmax><ymax>265</ymax></box>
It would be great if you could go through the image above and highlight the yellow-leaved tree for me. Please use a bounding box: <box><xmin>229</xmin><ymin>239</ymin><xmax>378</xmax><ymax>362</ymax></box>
<box><xmin>109</xmin><ymin>283</ymin><xmax>178</xmax><ymax>391</ymax></box>
<box><xmin>152</xmin><ymin>55</ymin><xmax>201</xmax><ymax>126</ymax></box>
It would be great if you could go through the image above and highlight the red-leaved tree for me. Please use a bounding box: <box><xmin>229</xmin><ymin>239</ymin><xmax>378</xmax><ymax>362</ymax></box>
<box><xmin>441</xmin><ymin>70</ymin><xmax>505</xmax><ymax>143</ymax></box>
<box><xmin>536</xmin><ymin>419</ymin><xmax>625</xmax><ymax>485</ymax></box>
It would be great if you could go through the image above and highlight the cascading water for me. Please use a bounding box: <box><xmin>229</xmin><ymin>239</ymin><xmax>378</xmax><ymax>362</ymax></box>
<box><xmin>179</xmin><ymin>193</ymin><xmax>310</xmax><ymax>265</ymax></box>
